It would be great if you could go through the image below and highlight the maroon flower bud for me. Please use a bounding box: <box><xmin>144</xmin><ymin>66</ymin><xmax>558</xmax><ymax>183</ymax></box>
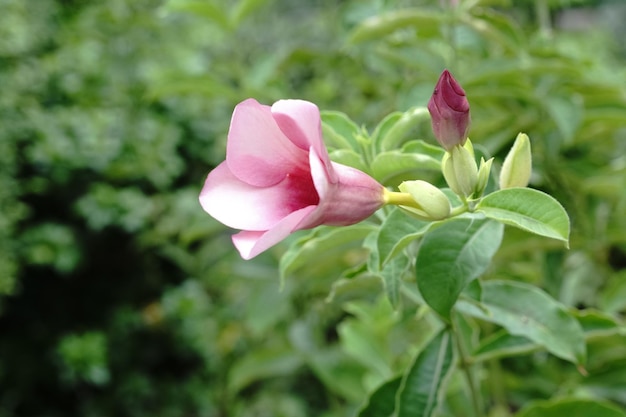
<box><xmin>427</xmin><ymin>69</ymin><xmax>470</xmax><ymax>150</ymax></box>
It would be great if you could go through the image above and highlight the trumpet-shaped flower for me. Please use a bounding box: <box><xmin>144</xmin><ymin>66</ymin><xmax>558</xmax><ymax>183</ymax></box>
<box><xmin>200</xmin><ymin>98</ymin><xmax>385</xmax><ymax>259</ymax></box>
<box><xmin>427</xmin><ymin>69</ymin><xmax>470</xmax><ymax>150</ymax></box>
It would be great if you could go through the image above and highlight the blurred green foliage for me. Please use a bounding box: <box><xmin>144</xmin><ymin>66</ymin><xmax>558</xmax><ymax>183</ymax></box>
<box><xmin>0</xmin><ymin>0</ymin><xmax>625</xmax><ymax>416</ymax></box>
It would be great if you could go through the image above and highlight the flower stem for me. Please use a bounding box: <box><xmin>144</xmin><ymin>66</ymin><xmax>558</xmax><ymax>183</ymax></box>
<box><xmin>451</xmin><ymin>320</ymin><xmax>483</xmax><ymax>417</ymax></box>
<box><xmin>450</xmin><ymin>204</ymin><xmax>468</xmax><ymax>217</ymax></box>
<box><xmin>383</xmin><ymin>190</ymin><xmax>420</xmax><ymax>209</ymax></box>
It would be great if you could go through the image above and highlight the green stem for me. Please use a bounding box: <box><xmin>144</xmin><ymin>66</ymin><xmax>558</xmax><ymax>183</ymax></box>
<box><xmin>451</xmin><ymin>320</ymin><xmax>483</xmax><ymax>417</ymax></box>
<box><xmin>383</xmin><ymin>190</ymin><xmax>421</xmax><ymax>209</ymax></box>
<box><xmin>488</xmin><ymin>359</ymin><xmax>507</xmax><ymax>411</ymax></box>
<box><xmin>535</xmin><ymin>0</ymin><xmax>552</xmax><ymax>37</ymax></box>
<box><xmin>450</xmin><ymin>204</ymin><xmax>468</xmax><ymax>217</ymax></box>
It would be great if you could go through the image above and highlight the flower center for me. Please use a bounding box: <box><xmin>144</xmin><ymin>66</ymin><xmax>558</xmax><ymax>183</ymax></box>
<box><xmin>282</xmin><ymin>169</ymin><xmax>320</xmax><ymax>211</ymax></box>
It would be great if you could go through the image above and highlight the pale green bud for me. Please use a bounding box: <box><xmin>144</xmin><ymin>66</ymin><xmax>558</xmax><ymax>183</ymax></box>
<box><xmin>441</xmin><ymin>151</ymin><xmax>458</xmax><ymax>195</ymax></box>
<box><xmin>399</xmin><ymin>180</ymin><xmax>451</xmax><ymax>220</ymax></box>
<box><xmin>462</xmin><ymin>137</ymin><xmax>475</xmax><ymax>158</ymax></box>
<box><xmin>475</xmin><ymin>157</ymin><xmax>494</xmax><ymax>197</ymax></box>
<box><xmin>443</xmin><ymin>139</ymin><xmax>478</xmax><ymax>199</ymax></box>
<box><xmin>500</xmin><ymin>133</ymin><xmax>532</xmax><ymax>189</ymax></box>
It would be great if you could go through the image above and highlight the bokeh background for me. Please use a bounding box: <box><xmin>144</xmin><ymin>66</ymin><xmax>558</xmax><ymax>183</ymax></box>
<box><xmin>1</xmin><ymin>0</ymin><xmax>625</xmax><ymax>416</ymax></box>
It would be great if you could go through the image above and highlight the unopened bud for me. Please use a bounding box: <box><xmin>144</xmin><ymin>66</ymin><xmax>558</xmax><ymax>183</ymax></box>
<box><xmin>475</xmin><ymin>157</ymin><xmax>494</xmax><ymax>197</ymax></box>
<box><xmin>398</xmin><ymin>180</ymin><xmax>451</xmax><ymax>220</ymax></box>
<box><xmin>442</xmin><ymin>139</ymin><xmax>478</xmax><ymax>199</ymax></box>
<box><xmin>500</xmin><ymin>133</ymin><xmax>532</xmax><ymax>189</ymax></box>
<box><xmin>428</xmin><ymin>69</ymin><xmax>471</xmax><ymax>150</ymax></box>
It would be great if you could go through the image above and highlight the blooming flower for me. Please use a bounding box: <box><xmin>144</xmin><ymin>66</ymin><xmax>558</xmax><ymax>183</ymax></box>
<box><xmin>427</xmin><ymin>69</ymin><xmax>470</xmax><ymax>150</ymax></box>
<box><xmin>199</xmin><ymin>98</ymin><xmax>385</xmax><ymax>259</ymax></box>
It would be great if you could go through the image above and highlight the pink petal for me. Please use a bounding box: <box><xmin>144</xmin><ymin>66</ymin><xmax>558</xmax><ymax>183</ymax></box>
<box><xmin>232</xmin><ymin>205</ymin><xmax>317</xmax><ymax>259</ymax></box>
<box><xmin>272</xmin><ymin>100</ymin><xmax>336</xmax><ymax>182</ymax></box>
<box><xmin>199</xmin><ymin>162</ymin><xmax>318</xmax><ymax>231</ymax></box>
<box><xmin>227</xmin><ymin>98</ymin><xmax>309</xmax><ymax>187</ymax></box>
<box><xmin>309</xmin><ymin>146</ymin><xmax>331</xmax><ymax>201</ymax></box>
<box><xmin>271</xmin><ymin>100</ymin><xmax>322</xmax><ymax>151</ymax></box>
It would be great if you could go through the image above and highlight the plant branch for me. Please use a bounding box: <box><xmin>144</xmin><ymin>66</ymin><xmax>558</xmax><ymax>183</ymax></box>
<box><xmin>451</xmin><ymin>319</ymin><xmax>483</xmax><ymax>417</ymax></box>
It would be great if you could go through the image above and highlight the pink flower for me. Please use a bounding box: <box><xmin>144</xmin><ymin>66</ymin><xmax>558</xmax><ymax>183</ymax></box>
<box><xmin>199</xmin><ymin>98</ymin><xmax>385</xmax><ymax>260</ymax></box>
<box><xmin>427</xmin><ymin>69</ymin><xmax>470</xmax><ymax>150</ymax></box>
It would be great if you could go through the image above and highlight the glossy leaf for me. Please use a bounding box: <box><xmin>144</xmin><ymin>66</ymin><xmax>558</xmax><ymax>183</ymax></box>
<box><xmin>472</xmin><ymin>309</ymin><xmax>621</xmax><ymax>363</ymax></box>
<box><xmin>477</xmin><ymin>187</ymin><xmax>570</xmax><ymax>246</ymax></box>
<box><xmin>396</xmin><ymin>330</ymin><xmax>454</xmax><ymax>417</ymax></box>
<box><xmin>321</xmin><ymin>110</ymin><xmax>362</xmax><ymax>151</ymax></box>
<box><xmin>456</xmin><ymin>280</ymin><xmax>586</xmax><ymax>365</ymax></box>
<box><xmin>371</xmin><ymin>112</ymin><xmax>403</xmax><ymax>150</ymax></box>
<box><xmin>357</xmin><ymin>376</ymin><xmax>402</xmax><ymax>417</ymax></box>
<box><xmin>415</xmin><ymin>217</ymin><xmax>504</xmax><ymax>320</ymax></box>
<box><xmin>377</xmin><ymin>207</ymin><xmax>431</xmax><ymax>268</ymax></box>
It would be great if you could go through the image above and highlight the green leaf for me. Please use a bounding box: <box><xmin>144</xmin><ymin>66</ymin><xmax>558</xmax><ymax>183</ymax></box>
<box><xmin>573</xmin><ymin>309</ymin><xmax>622</xmax><ymax>339</ymax></box>
<box><xmin>377</xmin><ymin>207</ymin><xmax>431</xmax><ymax>268</ymax></box>
<box><xmin>463</xmin><ymin>279</ymin><xmax>482</xmax><ymax>302</ymax></box>
<box><xmin>371</xmin><ymin>140</ymin><xmax>443</xmax><ymax>183</ymax></box>
<box><xmin>456</xmin><ymin>280</ymin><xmax>586</xmax><ymax>365</ymax></box>
<box><xmin>321</xmin><ymin>111</ymin><xmax>362</xmax><ymax>151</ymax></box>
<box><xmin>328</xmin><ymin>149</ymin><xmax>369</xmax><ymax>173</ymax></box>
<box><xmin>415</xmin><ymin>217</ymin><xmax>504</xmax><ymax>320</ymax></box>
<box><xmin>279</xmin><ymin>225</ymin><xmax>375</xmax><ymax>285</ymax></box>
<box><xmin>357</xmin><ymin>376</ymin><xmax>402</xmax><ymax>417</ymax></box>
<box><xmin>396</xmin><ymin>330</ymin><xmax>454</xmax><ymax>417</ymax></box>
<box><xmin>290</xmin><ymin>323</ymin><xmax>366</xmax><ymax>401</ymax></box>
<box><xmin>582</xmin><ymin>361</ymin><xmax>626</xmax><ymax>405</ymax></box>
<box><xmin>402</xmin><ymin>140</ymin><xmax>446</xmax><ymax>163</ymax></box>
<box><xmin>371</xmin><ymin>112</ymin><xmax>403</xmax><ymax>150</ymax></box>
<box><xmin>543</xmin><ymin>95</ymin><xmax>583</xmax><ymax>145</ymax></box>
<box><xmin>471</xmin><ymin>309</ymin><xmax>620</xmax><ymax>363</ymax></box>
<box><xmin>599</xmin><ymin>270</ymin><xmax>626</xmax><ymax>314</ymax></box>
<box><xmin>326</xmin><ymin>274</ymin><xmax>382</xmax><ymax>305</ymax></box>
<box><xmin>372</xmin><ymin>107</ymin><xmax>430</xmax><ymax>152</ymax></box>
<box><xmin>378</xmin><ymin>253</ymin><xmax>410</xmax><ymax>308</ymax></box>
<box><xmin>165</xmin><ymin>1</ymin><xmax>232</xmax><ymax>31</ymax></box>
<box><xmin>477</xmin><ymin>188</ymin><xmax>570</xmax><ymax>246</ymax></box>
<box><xmin>516</xmin><ymin>398</ymin><xmax>626</xmax><ymax>417</ymax></box>
<box><xmin>306</xmin><ymin>348</ymin><xmax>367</xmax><ymax>402</ymax></box>
<box><xmin>349</xmin><ymin>9</ymin><xmax>447</xmax><ymax>43</ymax></box>
<box><xmin>230</xmin><ymin>0</ymin><xmax>273</xmax><ymax>26</ymax></box>
<box><xmin>472</xmin><ymin>331</ymin><xmax>538</xmax><ymax>363</ymax></box>
<box><xmin>338</xmin><ymin>317</ymin><xmax>393</xmax><ymax>381</ymax></box>
<box><xmin>461</xmin><ymin>8</ymin><xmax>523</xmax><ymax>53</ymax></box>
<box><xmin>228</xmin><ymin>347</ymin><xmax>303</xmax><ymax>393</ymax></box>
